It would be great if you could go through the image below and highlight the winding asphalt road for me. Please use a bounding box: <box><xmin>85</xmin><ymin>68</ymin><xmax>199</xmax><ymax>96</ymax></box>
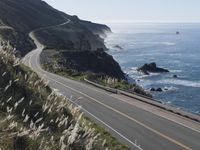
<box><xmin>22</xmin><ymin>21</ymin><xmax>200</xmax><ymax>150</ymax></box>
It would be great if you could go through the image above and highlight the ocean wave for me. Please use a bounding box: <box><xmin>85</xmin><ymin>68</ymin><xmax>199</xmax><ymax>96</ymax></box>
<box><xmin>130</xmin><ymin>67</ymin><xmax>138</xmax><ymax>70</ymax></box>
<box><xmin>169</xmin><ymin>69</ymin><xmax>183</xmax><ymax>73</ymax></box>
<box><xmin>128</xmin><ymin>67</ymin><xmax>163</xmax><ymax>79</ymax></box>
<box><xmin>128</xmin><ymin>67</ymin><xmax>138</xmax><ymax>73</ymax></box>
<box><xmin>158</xmin><ymin>79</ymin><xmax>200</xmax><ymax>88</ymax></box>
<box><xmin>135</xmin><ymin>41</ymin><xmax>176</xmax><ymax>46</ymax></box>
<box><xmin>139</xmin><ymin>73</ymin><xmax>161</xmax><ymax>79</ymax></box>
<box><xmin>161</xmin><ymin>42</ymin><xmax>176</xmax><ymax>46</ymax></box>
<box><xmin>163</xmin><ymin>86</ymin><xmax>179</xmax><ymax>91</ymax></box>
<box><xmin>195</xmin><ymin>111</ymin><xmax>200</xmax><ymax>114</ymax></box>
<box><xmin>126</xmin><ymin>68</ymin><xmax>136</xmax><ymax>74</ymax></box>
<box><xmin>166</xmin><ymin>101</ymin><xmax>172</xmax><ymax>104</ymax></box>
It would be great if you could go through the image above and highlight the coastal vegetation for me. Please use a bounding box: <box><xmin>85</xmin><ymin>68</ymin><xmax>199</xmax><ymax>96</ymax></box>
<box><xmin>42</xmin><ymin>57</ymin><xmax>151</xmax><ymax>98</ymax></box>
<box><xmin>0</xmin><ymin>45</ymin><xmax>128</xmax><ymax>149</ymax></box>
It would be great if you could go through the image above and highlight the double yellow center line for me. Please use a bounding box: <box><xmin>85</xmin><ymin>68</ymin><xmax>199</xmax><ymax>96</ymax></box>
<box><xmin>28</xmin><ymin>51</ymin><xmax>192</xmax><ymax>150</ymax></box>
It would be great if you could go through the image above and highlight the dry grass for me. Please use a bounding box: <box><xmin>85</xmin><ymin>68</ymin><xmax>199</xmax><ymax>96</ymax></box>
<box><xmin>0</xmin><ymin>42</ymin><xmax>130</xmax><ymax>150</ymax></box>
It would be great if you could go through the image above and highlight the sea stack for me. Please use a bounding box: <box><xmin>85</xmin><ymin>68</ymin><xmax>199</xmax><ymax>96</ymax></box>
<box><xmin>137</xmin><ymin>62</ymin><xmax>169</xmax><ymax>74</ymax></box>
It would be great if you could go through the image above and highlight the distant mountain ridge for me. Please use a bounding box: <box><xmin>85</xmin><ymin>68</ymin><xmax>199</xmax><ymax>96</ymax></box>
<box><xmin>0</xmin><ymin>0</ymin><xmax>111</xmax><ymax>54</ymax></box>
<box><xmin>0</xmin><ymin>0</ymin><xmax>125</xmax><ymax>79</ymax></box>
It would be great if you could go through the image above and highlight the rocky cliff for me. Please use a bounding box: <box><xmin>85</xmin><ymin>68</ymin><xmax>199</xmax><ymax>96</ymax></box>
<box><xmin>0</xmin><ymin>0</ymin><xmax>111</xmax><ymax>54</ymax></box>
<box><xmin>0</xmin><ymin>0</ymin><xmax>125</xmax><ymax>79</ymax></box>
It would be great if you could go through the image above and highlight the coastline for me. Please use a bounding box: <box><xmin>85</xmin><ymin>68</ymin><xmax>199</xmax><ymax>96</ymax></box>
<box><xmin>104</xmin><ymin>23</ymin><xmax>200</xmax><ymax>116</ymax></box>
<box><xmin>84</xmin><ymin>78</ymin><xmax>200</xmax><ymax>123</ymax></box>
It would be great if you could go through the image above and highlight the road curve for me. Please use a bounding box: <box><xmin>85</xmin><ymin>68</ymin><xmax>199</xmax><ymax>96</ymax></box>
<box><xmin>22</xmin><ymin>21</ymin><xmax>200</xmax><ymax>150</ymax></box>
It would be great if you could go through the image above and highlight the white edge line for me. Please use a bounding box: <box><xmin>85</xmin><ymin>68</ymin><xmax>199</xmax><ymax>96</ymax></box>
<box><xmin>42</xmin><ymin>67</ymin><xmax>200</xmax><ymax>134</ymax></box>
<box><xmin>69</xmin><ymin>98</ymin><xmax>143</xmax><ymax>150</ymax></box>
<box><xmin>55</xmin><ymin>75</ymin><xmax>200</xmax><ymax>134</ymax></box>
<box><xmin>47</xmin><ymin>75</ymin><xmax>143</xmax><ymax>150</ymax></box>
<box><xmin>95</xmin><ymin>92</ymin><xmax>200</xmax><ymax>134</ymax></box>
<box><xmin>29</xmin><ymin>50</ymin><xmax>143</xmax><ymax>150</ymax></box>
<box><xmin>31</xmin><ymin>46</ymin><xmax>200</xmax><ymax>136</ymax></box>
<box><xmin>34</xmin><ymin>59</ymin><xmax>200</xmax><ymax>134</ymax></box>
<box><xmin>25</xmin><ymin>20</ymin><xmax>199</xmax><ymax>149</ymax></box>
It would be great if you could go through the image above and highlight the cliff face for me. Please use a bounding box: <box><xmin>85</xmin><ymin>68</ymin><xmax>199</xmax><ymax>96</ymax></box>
<box><xmin>72</xmin><ymin>16</ymin><xmax>112</xmax><ymax>38</ymax></box>
<box><xmin>0</xmin><ymin>0</ymin><xmax>125</xmax><ymax>79</ymax></box>
<box><xmin>41</xmin><ymin>49</ymin><xmax>125</xmax><ymax>79</ymax></box>
<box><xmin>34</xmin><ymin>18</ymin><xmax>108</xmax><ymax>51</ymax></box>
<box><xmin>62</xmin><ymin>50</ymin><xmax>125</xmax><ymax>79</ymax></box>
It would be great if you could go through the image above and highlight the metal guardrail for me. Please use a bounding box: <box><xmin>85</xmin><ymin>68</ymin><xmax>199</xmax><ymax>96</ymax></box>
<box><xmin>84</xmin><ymin>78</ymin><xmax>200</xmax><ymax>123</ymax></box>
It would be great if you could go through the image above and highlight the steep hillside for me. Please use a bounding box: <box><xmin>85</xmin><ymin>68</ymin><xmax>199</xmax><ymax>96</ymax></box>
<box><xmin>34</xmin><ymin>19</ymin><xmax>108</xmax><ymax>51</ymax></box>
<box><xmin>41</xmin><ymin>49</ymin><xmax>125</xmax><ymax>79</ymax></box>
<box><xmin>0</xmin><ymin>27</ymin><xmax>35</xmax><ymax>56</ymax></box>
<box><xmin>0</xmin><ymin>0</ymin><xmax>66</xmax><ymax>32</ymax></box>
<box><xmin>71</xmin><ymin>16</ymin><xmax>112</xmax><ymax>38</ymax></box>
<box><xmin>0</xmin><ymin>0</ymin><xmax>125</xmax><ymax>79</ymax></box>
<box><xmin>0</xmin><ymin>0</ymin><xmax>67</xmax><ymax>55</ymax></box>
<box><xmin>81</xmin><ymin>20</ymin><xmax>112</xmax><ymax>38</ymax></box>
<box><xmin>0</xmin><ymin>0</ymin><xmax>111</xmax><ymax>54</ymax></box>
<box><xmin>0</xmin><ymin>46</ymin><xmax>127</xmax><ymax>150</ymax></box>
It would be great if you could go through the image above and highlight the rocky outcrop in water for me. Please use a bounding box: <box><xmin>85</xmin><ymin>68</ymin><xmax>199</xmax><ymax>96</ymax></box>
<box><xmin>113</xmin><ymin>45</ymin><xmax>123</xmax><ymax>50</ymax></box>
<box><xmin>137</xmin><ymin>62</ymin><xmax>169</xmax><ymax>75</ymax></box>
<box><xmin>150</xmin><ymin>88</ymin><xmax>163</xmax><ymax>92</ymax></box>
<box><xmin>173</xmin><ymin>75</ymin><xmax>178</xmax><ymax>78</ymax></box>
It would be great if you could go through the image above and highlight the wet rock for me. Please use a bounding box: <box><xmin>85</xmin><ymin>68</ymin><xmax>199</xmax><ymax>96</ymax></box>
<box><xmin>150</xmin><ymin>88</ymin><xmax>156</xmax><ymax>91</ymax></box>
<box><xmin>142</xmin><ymin>70</ymin><xmax>150</xmax><ymax>75</ymax></box>
<box><xmin>164</xmin><ymin>88</ymin><xmax>169</xmax><ymax>91</ymax></box>
<box><xmin>137</xmin><ymin>62</ymin><xmax>169</xmax><ymax>74</ymax></box>
<box><xmin>150</xmin><ymin>87</ymin><xmax>163</xmax><ymax>92</ymax></box>
<box><xmin>156</xmin><ymin>88</ymin><xmax>163</xmax><ymax>92</ymax></box>
<box><xmin>113</xmin><ymin>45</ymin><xmax>123</xmax><ymax>50</ymax></box>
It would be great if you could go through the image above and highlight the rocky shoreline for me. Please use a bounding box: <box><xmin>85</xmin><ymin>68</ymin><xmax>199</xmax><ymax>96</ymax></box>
<box><xmin>137</xmin><ymin>62</ymin><xmax>169</xmax><ymax>75</ymax></box>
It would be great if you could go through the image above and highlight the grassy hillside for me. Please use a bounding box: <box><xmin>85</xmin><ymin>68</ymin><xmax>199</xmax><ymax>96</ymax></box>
<box><xmin>0</xmin><ymin>27</ymin><xmax>35</xmax><ymax>56</ymax></box>
<box><xmin>0</xmin><ymin>47</ymin><xmax>128</xmax><ymax>149</ymax></box>
<box><xmin>41</xmin><ymin>48</ymin><xmax>125</xmax><ymax>80</ymax></box>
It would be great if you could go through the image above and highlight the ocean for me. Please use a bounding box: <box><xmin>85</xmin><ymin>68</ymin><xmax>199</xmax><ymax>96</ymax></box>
<box><xmin>105</xmin><ymin>23</ymin><xmax>200</xmax><ymax>115</ymax></box>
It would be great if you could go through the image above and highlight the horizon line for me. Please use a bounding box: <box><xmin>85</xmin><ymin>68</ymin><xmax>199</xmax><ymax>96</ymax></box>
<box><xmin>93</xmin><ymin>20</ymin><xmax>200</xmax><ymax>24</ymax></box>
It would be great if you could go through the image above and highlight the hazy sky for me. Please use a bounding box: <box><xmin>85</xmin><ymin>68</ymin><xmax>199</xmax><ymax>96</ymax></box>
<box><xmin>44</xmin><ymin>0</ymin><xmax>200</xmax><ymax>23</ymax></box>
